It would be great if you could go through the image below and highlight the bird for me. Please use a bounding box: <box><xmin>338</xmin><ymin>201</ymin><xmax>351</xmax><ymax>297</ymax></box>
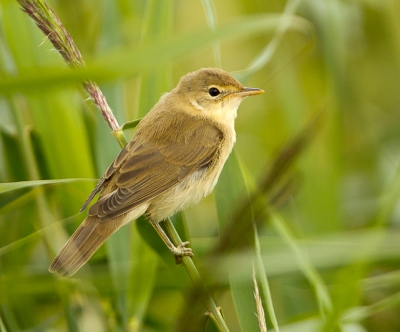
<box><xmin>49</xmin><ymin>67</ymin><xmax>264</xmax><ymax>276</ymax></box>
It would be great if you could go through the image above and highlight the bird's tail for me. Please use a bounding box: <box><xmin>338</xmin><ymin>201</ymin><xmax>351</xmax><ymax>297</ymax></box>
<box><xmin>49</xmin><ymin>216</ymin><xmax>114</xmax><ymax>277</ymax></box>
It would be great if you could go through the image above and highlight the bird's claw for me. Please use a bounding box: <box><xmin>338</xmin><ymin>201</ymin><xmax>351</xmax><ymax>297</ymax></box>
<box><xmin>171</xmin><ymin>241</ymin><xmax>194</xmax><ymax>265</ymax></box>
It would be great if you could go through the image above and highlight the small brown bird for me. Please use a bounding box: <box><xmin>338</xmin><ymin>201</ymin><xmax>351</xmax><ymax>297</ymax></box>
<box><xmin>49</xmin><ymin>68</ymin><xmax>264</xmax><ymax>276</ymax></box>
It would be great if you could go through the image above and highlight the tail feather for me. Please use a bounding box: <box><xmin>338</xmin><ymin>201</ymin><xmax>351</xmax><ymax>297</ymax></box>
<box><xmin>49</xmin><ymin>217</ymin><xmax>114</xmax><ymax>277</ymax></box>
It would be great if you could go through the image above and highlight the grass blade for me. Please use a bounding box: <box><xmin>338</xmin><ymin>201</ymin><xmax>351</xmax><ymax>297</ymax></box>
<box><xmin>0</xmin><ymin>14</ymin><xmax>312</xmax><ymax>94</ymax></box>
<box><xmin>0</xmin><ymin>178</ymin><xmax>96</xmax><ymax>194</ymax></box>
<box><xmin>271</xmin><ymin>211</ymin><xmax>333</xmax><ymax>319</ymax></box>
<box><xmin>215</xmin><ymin>151</ymin><xmax>258</xmax><ymax>331</ymax></box>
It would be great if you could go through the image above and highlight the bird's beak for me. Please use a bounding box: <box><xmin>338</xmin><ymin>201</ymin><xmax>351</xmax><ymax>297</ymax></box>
<box><xmin>235</xmin><ymin>87</ymin><xmax>264</xmax><ymax>98</ymax></box>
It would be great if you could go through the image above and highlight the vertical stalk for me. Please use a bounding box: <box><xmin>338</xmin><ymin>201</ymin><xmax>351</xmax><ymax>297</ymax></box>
<box><xmin>164</xmin><ymin>218</ymin><xmax>230</xmax><ymax>331</ymax></box>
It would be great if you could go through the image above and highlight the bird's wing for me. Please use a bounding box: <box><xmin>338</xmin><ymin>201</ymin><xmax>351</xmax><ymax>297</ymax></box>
<box><xmin>87</xmin><ymin>117</ymin><xmax>223</xmax><ymax>222</ymax></box>
<box><xmin>79</xmin><ymin>138</ymin><xmax>137</xmax><ymax>213</ymax></box>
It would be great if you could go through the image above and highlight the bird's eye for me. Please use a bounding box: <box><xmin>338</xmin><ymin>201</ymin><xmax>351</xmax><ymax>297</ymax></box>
<box><xmin>208</xmin><ymin>87</ymin><xmax>220</xmax><ymax>97</ymax></box>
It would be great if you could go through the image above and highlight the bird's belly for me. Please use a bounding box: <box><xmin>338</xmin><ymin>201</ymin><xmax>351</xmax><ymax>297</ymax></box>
<box><xmin>147</xmin><ymin>162</ymin><xmax>223</xmax><ymax>222</ymax></box>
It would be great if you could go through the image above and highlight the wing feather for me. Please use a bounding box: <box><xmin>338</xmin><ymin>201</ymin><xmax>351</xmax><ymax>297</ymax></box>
<box><xmin>85</xmin><ymin>112</ymin><xmax>223</xmax><ymax>222</ymax></box>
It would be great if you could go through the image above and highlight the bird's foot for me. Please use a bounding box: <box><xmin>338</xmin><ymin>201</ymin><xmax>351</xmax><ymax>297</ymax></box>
<box><xmin>171</xmin><ymin>241</ymin><xmax>194</xmax><ymax>265</ymax></box>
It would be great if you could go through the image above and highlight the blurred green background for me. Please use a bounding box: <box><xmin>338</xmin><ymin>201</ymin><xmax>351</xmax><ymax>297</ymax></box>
<box><xmin>1</xmin><ymin>0</ymin><xmax>400</xmax><ymax>331</ymax></box>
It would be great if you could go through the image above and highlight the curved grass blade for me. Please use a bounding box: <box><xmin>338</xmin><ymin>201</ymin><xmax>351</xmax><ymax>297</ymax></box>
<box><xmin>119</xmin><ymin>118</ymin><xmax>142</xmax><ymax>131</ymax></box>
<box><xmin>0</xmin><ymin>178</ymin><xmax>97</xmax><ymax>194</ymax></box>
<box><xmin>0</xmin><ymin>13</ymin><xmax>312</xmax><ymax>94</ymax></box>
<box><xmin>270</xmin><ymin>211</ymin><xmax>333</xmax><ymax>318</ymax></box>
<box><xmin>201</xmin><ymin>0</ymin><xmax>221</xmax><ymax>67</ymax></box>
<box><xmin>235</xmin><ymin>0</ymin><xmax>308</xmax><ymax>81</ymax></box>
<box><xmin>0</xmin><ymin>213</ymin><xmax>79</xmax><ymax>257</ymax></box>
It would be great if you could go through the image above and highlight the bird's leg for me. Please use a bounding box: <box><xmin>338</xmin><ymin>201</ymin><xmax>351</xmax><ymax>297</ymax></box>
<box><xmin>148</xmin><ymin>217</ymin><xmax>194</xmax><ymax>264</ymax></box>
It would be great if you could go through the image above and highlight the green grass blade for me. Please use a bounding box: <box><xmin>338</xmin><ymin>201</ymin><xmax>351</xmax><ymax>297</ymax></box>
<box><xmin>0</xmin><ymin>14</ymin><xmax>312</xmax><ymax>94</ymax></box>
<box><xmin>137</xmin><ymin>0</ymin><xmax>173</xmax><ymax>117</ymax></box>
<box><xmin>120</xmin><ymin>118</ymin><xmax>142</xmax><ymax>131</ymax></box>
<box><xmin>0</xmin><ymin>178</ymin><xmax>96</xmax><ymax>194</ymax></box>
<box><xmin>202</xmin><ymin>311</ymin><xmax>223</xmax><ymax>332</ymax></box>
<box><xmin>106</xmin><ymin>226</ymin><xmax>131</xmax><ymax>326</ymax></box>
<box><xmin>254</xmin><ymin>228</ymin><xmax>280</xmax><ymax>332</ymax></box>
<box><xmin>341</xmin><ymin>291</ymin><xmax>400</xmax><ymax>324</ymax></box>
<box><xmin>271</xmin><ymin>211</ymin><xmax>333</xmax><ymax>319</ymax></box>
<box><xmin>127</xmin><ymin>224</ymin><xmax>158</xmax><ymax>330</ymax></box>
<box><xmin>215</xmin><ymin>150</ymin><xmax>258</xmax><ymax>331</ymax></box>
<box><xmin>235</xmin><ymin>0</ymin><xmax>305</xmax><ymax>81</ymax></box>
<box><xmin>201</xmin><ymin>0</ymin><xmax>221</xmax><ymax>67</ymax></box>
<box><xmin>0</xmin><ymin>213</ymin><xmax>79</xmax><ymax>257</ymax></box>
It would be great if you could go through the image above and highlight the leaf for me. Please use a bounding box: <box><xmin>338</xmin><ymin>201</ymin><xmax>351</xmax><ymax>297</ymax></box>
<box><xmin>0</xmin><ymin>178</ymin><xmax>97</xmax><ymax>194</ymax></box>
<box><xmin>214</xmin><ymin>150</ymin><xmax>259</xmax><ymax>331</ymax></box>
<box><xmin>271</xmin><ymin>212</ymin><xmax>333</xmax><ymax>317</ymax></box>
<box><xmin>202</xmin><ymin>311</ymin><xmax>223</xmax><ymax>332</ymax></box>
<box><xmin>120</xmin><ymin>119</ymin><xmax>142</xmax><ymax>131</ymax></box>
<box><xmin>0</xmin><ymin>128</ymin><xmax>28</xmax><ymax>181</ymax></box>
<box><xmin>201</xmin><ymin>0</ymin><xmax>221</xmax><ymax>67</ymax></box>
<box><xmin>106</xmin><ymin>225</ymin><xmax>132</xmax><ymax>326</ymax></box>
<box><xmin>254</xmin><ymin>228</ymin><xmax>280</xmax><ymax>332</ymax></box>
<box><xmin>127</xmin><ymin>222</ymin><xmax>158</xmax><ymax>324</ymax></box>
<box><xmin>0</xmin><ymin>14</ymin><xmax>312</xmax><ymax>94</ymax></box>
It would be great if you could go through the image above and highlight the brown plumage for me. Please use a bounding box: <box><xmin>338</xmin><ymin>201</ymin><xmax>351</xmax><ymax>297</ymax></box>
<box><xmin>49</xmin><ymin>68</ymin><xmax>263</xmax><ymax>276</ymax></box>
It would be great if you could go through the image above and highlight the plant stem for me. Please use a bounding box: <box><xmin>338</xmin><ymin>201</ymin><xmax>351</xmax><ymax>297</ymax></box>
<box><xmin>18</xmin><ymin>0</ymin><xmax>123</xmax><ymax>144</ymax></box>
<box><xmin>164</xmin><ymin>218</ymin><xmax>230</xmax><ymax>331</ymax></box>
